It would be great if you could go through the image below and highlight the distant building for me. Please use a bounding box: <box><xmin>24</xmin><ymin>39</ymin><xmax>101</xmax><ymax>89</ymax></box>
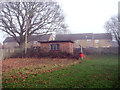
<box><xmin>55</xmin><ymin>33</ymin><xmax>112</xmax><ymax>48</ymax></box>
<box><xmin>39</xmin><ymin>40</ymin><xmax>74</xmax><ymax>54</ymax></box>
<box><xmin>3</xmin><ymin>34</ymin><xmax>53</xmax><ymax>49</ymax></box>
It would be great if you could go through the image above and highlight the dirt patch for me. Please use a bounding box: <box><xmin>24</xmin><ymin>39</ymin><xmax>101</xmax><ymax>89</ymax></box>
<box><xmin>2</xmin><ymin>58</ymin><xmax>80</xmax><ymax>72</ymax></box>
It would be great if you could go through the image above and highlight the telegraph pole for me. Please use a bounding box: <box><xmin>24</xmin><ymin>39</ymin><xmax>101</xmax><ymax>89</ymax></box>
<box><xmin>25</xmin><ymin>12</ymin><xmax>28</xmax><ymax>56</ymax></box>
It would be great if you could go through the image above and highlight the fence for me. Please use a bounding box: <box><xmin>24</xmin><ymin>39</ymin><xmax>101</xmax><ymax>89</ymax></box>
<box><xmin>74</xmin><ymin>47</ymin><xmax>118</xmax><ymax>55</ymax></box>
<box><xmin>1</xmin><ymin>48</ymin><xmax>25</xmax><ymax>60</ymax></box>
<box><xmin>1</xmin><ymin>47</ymin><xmax>119</xmax><ymax>60</ymax></box>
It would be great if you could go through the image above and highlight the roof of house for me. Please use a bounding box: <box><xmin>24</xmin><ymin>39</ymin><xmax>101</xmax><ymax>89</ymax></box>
<box><xmin>93</xmin><ymin>33</ymin><xmax>112</xmax><ymax>40</ymax></box>
<box><xmin>3</xmin><ymin>34</ymin><xmax>52</xmax><ymax>43</ymax></box>
<box><xmin>55</xmin><ymin>33</ymin><xmax>112</xmax><ymax>40</ymax></box>
<box><xmin>39</xmin><ymin>40</ymin><xmax>74</xmax><ymax>43</ymax></box>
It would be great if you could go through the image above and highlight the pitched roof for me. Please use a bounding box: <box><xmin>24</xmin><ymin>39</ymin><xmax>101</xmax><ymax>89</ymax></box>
<box><xmin>93</xmin><ymin>33</ymin><xmax>112</xmax><ymax>40</ymax></box>
<box><xmin>55</xmin><ymin>33</ymin><xmax>112</xmax><ymax>40</ymax></box>
<box><xmin>28</xmin><ymin>34</ymin><xmax>51</xmax><ymax>41</ymax></box>
<box><xmin>3</xmin><ymin>34</ymin><xmax>52</xmax><ymax>43</ymax></box>
<box><xmin>3</xmin><ymin>37</ymin><xmax>19</xmax><ymax>43</ymax></box>
<box><xmin>39</xmin><ymin>40</ymin><xmax>74</xmax><ymax>43</ymax></box>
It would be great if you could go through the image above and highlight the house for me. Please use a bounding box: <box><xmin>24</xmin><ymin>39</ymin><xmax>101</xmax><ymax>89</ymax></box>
<box><xmin>3</xmin><ymin>34</ymin><xmax>53</xmax><ymax>49</ymax></box>
<box><xmin>55</xmin><ymin>33</ymin><xmax>112</xmax><ymax>48</ymax></box>
<box><xmin>39</xmin><ymin>40</ymin><xmax>74</xmax><ymax>54</ymax></box>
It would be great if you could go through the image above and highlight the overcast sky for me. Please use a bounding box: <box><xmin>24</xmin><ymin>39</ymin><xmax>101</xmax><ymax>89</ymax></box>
<box><xmin>57</xmin><ymin>0</ymin><xmax>119</xmax><ymax>33</ymax></box>
<box><xmin>0</xmin><ymin>0</ymin><xmax>119</xmax><ymax>44</ymax></box>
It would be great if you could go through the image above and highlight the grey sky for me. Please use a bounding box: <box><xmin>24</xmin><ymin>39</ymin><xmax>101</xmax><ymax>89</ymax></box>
<box><xmin>57</xmin><ymin>0</ymin><xmax>118</xmax><ymax>33</ymax></box>
<box><xmin>0</xmin><ymin>0</ymin><xmax>119</xmax><ymax>44</ymax></box>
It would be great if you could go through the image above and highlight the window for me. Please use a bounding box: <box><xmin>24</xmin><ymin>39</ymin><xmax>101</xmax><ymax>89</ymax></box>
<box><xmin>95</xmin><ymin>40</ymin><xmax>99</xmax><ymax>43</ymax></box>
<box><xmin>33</xmin><ymin>41</ymin><xmax>37</xmax><ymax>44</ymax></box>
<box><xmin>87</xmin><ymin>39</ymin><xmax>91</xmax><ymax>42</ymax></box>
<box><xmin>50</xmin><ymin>44</ymin><xmax>60</xmax><ymax>50</ymax></box>
<box><xmin>106</xmin><ymin>40</ymin><xmax>111</xmax><ymax>42</ymax></box>
<box><xmin>103</xmin><ymin>46</ymin><xmax>106</xmax><ymax>48</ymax></box>
<box><xmin>95</xmin><ymin>46</ymin><xmax>99</xmax><ymax>48</ymax></box>
<box><xmin>76</xmin><ymin>40</ymin><xmax>79</xmax><ymax>43</ymax></box>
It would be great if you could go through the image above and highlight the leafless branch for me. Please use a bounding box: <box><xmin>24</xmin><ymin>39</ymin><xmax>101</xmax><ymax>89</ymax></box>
<box><xmin>0</xmin><ymin>1</ymin><xmax>67</xmax><ymax>47</ymax></box>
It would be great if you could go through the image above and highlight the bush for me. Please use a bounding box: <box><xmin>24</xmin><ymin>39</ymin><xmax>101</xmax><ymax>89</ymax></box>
<box><xmin>7</xmin><ymin>47</ymin><xmax>77</xmax><ymax>59</ymax></box>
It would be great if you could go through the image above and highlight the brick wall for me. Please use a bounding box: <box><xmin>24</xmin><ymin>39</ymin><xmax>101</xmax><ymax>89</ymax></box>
<box><xmin>94</xmin><ymin>39</ymin><xmax>112</xmax><ymax>48</ymax></box>
<box><xmin>40</xmin><ymin>42</ymin><xmax>73</xmax><ymax>54</ymax></box>
<box><xmin>74</xmin><ymin>40</ymin><xmax>94</xmax><ymax>48</ymax></box>
<box><xmin>74</xmin><ymin>39</ymin><xmax>112</xmax><ymax>48</ymax></box>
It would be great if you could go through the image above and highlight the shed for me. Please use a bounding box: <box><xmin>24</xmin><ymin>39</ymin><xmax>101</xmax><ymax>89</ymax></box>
<box><xmin>39</xmin><ymin>40</ymin><xmax>74</xmax><ymax>54</ymax></box>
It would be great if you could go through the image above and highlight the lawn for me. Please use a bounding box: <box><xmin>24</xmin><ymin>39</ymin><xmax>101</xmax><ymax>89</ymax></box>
<box><xmin>2</xmin><ymin>55</ymin><xmax>119</xmax><ymax>88</ymax></box>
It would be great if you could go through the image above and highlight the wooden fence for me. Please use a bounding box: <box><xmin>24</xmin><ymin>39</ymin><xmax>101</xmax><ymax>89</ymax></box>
<box><xmin>1</xmin><ymin>47</ymin><xmax>118</xmax><ymax>60</ymax></box>
<box><xmin>74</xmin><ymin>47</ymin><xmax>118</xmax><ymax>55</ymax></box>
<box><xmin>0</xmin><ymin>48</ymin><xmax>25</xmax><ymax>60</ymax></box>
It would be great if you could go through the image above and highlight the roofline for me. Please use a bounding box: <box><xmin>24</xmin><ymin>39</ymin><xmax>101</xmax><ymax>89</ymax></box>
<box><xmin>56</xmin><ymin>33</ymin><xmax>111</xmax><ymax>35</ymax></box>
<box><xmin>38</xmin><ymin>40</ymin><xmax>74</xmax><ymax>43</ymax></box>
<box><xmin>55</xmin><ymin>33</ymin><xmax>112</xmax><ymax>40</ymax></box>
<box><xmin>3</xmin><ymin>34</ymin><xmax>52</xmax><ymax>43</ymax></box>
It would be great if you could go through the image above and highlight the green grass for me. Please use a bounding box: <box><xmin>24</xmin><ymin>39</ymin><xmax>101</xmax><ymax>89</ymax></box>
<box><xmin>2</xmin><ymin>55</ymin><xmax>119</xmax><ymax>88</ymax></box>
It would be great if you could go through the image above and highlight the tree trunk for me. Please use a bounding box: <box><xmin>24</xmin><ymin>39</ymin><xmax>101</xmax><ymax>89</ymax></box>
<box><xmin>19</xmin><ymin>41</ymin><xmax>25</xmax><ymax>48</ymax></box>
<box><xmin>117</xmin><ymin>40</ymin><xmax>120</xmax><ymax>47</ymax></box>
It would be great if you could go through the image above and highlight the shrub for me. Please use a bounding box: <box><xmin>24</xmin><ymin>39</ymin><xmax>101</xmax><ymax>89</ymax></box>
<box><xmin>6</xmin><ymin>47</ymin><xmax>77</xmax><ymax>59</ymax></box>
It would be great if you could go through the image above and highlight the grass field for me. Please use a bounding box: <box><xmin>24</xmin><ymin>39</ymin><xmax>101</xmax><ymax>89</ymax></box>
<box><xmin>2</xmin><ymin>55</ymin><xmax>119</xmax><ymax>88</ymax></box>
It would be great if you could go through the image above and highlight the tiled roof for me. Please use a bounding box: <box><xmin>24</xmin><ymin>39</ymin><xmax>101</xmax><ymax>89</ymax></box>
<box><xmin>93</xmin><ymin>33</ymin><xmax>112</xmax><ymax>40</ymax></box>
<box><xmin>39</xmin><ymin>40</ymin><xmax>74</xmax><ymax>43</ymax></box>
<box><xmin>3</xmin><ymin>34</ymin><xmax>52</xmax><ymax>43</ymax></box>
<box><xmin>55</xmin><ymin>33</ymin><xmax>112</xmax><ymax>40</ymax></box>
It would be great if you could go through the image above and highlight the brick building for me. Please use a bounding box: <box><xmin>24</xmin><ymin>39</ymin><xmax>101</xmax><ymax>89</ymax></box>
<box><xmin>39</xmin><ymin>40</ymin><xmax>74</xmax><ymax>54</ymax></box>
<box><xmin>55</xmin><ymin>33</ymin><xmax>112</xmax><ymax>48</ymax></box>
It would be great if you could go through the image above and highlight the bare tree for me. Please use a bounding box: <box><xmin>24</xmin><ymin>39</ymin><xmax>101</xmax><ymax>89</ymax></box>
<box><xmin>0</xmin><ymin>1</ymin><xmax>67</xmax><ymax>47</ymax></box>
<box><xmin>104</xmin><ymin>16</ymin><xmax>120</xmax><ymax>46</ymax></box>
